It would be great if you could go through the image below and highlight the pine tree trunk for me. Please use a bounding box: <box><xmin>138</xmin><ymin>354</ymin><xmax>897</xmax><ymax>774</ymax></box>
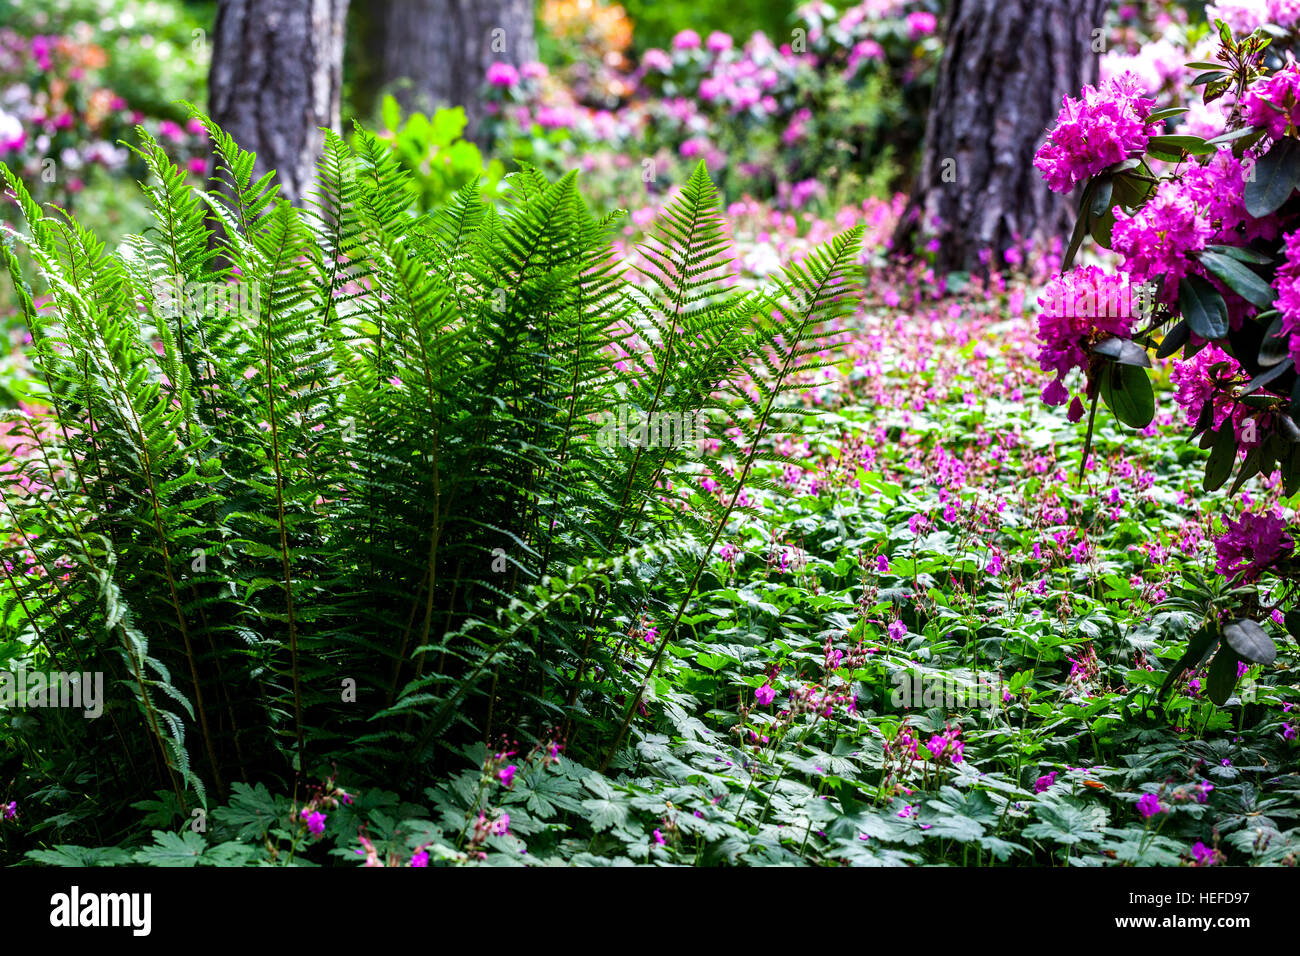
<box><xmin>894</xmin><ymin>0</ymin><xmax>1109</xmax><ymax>273</ymax></box>
<box><xmin>207</xmin><ymin>0</ymin><xmax>349</xmax><ymax>206</ymax></box>
<box><xmin>369</xmin><ymin>0</ymin><xmax>537</xmax><ymax>145</ymax></box>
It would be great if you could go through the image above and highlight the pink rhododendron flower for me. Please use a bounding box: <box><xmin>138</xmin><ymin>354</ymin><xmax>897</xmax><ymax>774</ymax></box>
<box><xmin>1110</xmin><ymin>178</ymin><xmax>1214</xmax><ymax>289</ymax></box>
<box><xmin>1170</xmin><ymin>343</ymin><xmax>1240</xmax><ymax>429</ymax></box>
<box><xmin>1214</xmin><ymin>509</ymin><xmax>1294</xmax><ymax>583</ymax></box>
<box><xmin>1243</xmin><ymin>62</ymin><xmax>1300</xmax><ymax>140</ymax></box>
<box><xmin>486</xmin><ymin>62</ymin><xmax>520</xmax><ymax>87</ymax></box>
<box><xmin>672</xmin><ymin>29</ymin><xmax>701</xmax><ymax>50</ymax></box>
<box><xmin>1034</xmin><ymin>73</ymin><xmax>1155</xmax><ymax>194</ymax></box>
<box><xmin>1035</xmin><ymin>266</ymin><xmax>1137</xmax><ymax>407</ymax></box>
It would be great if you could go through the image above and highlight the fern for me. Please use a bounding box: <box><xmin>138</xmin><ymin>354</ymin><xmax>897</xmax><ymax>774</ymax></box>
<box><xmin>0</xmin><ymin>116</ymin><xmax>862</xmax><ymax>842</ymax></box>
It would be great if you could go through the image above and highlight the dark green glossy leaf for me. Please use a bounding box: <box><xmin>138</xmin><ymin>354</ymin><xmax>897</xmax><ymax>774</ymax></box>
<box><xmin>1157</xmin><ymin>623</ymin><xmax>1219</xmax><ymax>701</ymax></box>
<box><xmin>1245</xmin><ymin>136</ymin><xmax>1300</xmax><ymax>217</ymax></box>
<box><xmin>1091</xmin><ymin>337</ymin><xmax>1151</xmax><ymax>367</ymax></box>
<box><xmin>1224</xmin><ymin>619</ymin><xmax>1277</xmax><ymax>665</ymax></box>
<box><xmin>1204</xmin><ymin>426</ymin><xmax>1236</xmax><ymax>492</ymax></box>
<box><xmin>1099</xmin><ymin>361</ymin><xmax>1154</xmax><ymax>429</ymax></box>
<box><xmin>1206</xmin><ymin>647</ymin><xmax>1241</xmax><ymax>706</ymax></box>
<box><xmin>1197</xmin><ymin>250</ymin><xmax>1276</xmax><ymax>309</ymax></box>
<box><xmin>1156</xmin><ymin>320</ymin><xmax>1190</xmax><ymax>359</ymax></box>
<box><xmin>1179</xmin><ymin>274</ymin><xmax>1229</xmax><ymax>340</ymax></box>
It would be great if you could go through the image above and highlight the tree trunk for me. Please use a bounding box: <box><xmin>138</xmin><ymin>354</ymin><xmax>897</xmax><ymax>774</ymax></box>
<box><xmin>894</xmin><ymin>0</ymin><xmax>1108</xmax><ymax>274</ymax></box>
<box><xmin>366</xmin><ymin>0</ymin><xmax>537</xmax><ymax>145</ymax></box>
<box><xmin>208</xmin><ymin>0</ymin><xmax>349</xmax><ymax>206</ymax></box>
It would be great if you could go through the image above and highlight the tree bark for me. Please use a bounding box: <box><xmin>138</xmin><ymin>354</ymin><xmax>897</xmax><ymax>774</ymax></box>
<box><xmin>365</xmin><ymin>0</ymin><xmax>537</xmax><ymax>145</ymax></box>
<box><xmin>208</xmin><ymin>0</ymin><xmax>349</xmax><ymax>206</ymax></box>
<box><xmin>894</xmin><ymin>0</ymin><xmax>1109</xmax><ymax>274</ymax></box>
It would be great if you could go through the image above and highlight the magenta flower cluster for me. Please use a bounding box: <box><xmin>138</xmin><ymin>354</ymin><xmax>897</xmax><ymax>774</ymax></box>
<box><xmin>1034</xmin><ymin>73</ymin><xmax>1155</xmax><ymax>195</ymax></box>
<box><xmin>1243</xmin><ymin>62</ymin><xmax>1300</xmax><ymax>140</ymax></box>
<box><xmin>1214</xmin><ymin>509</ymin><xmax>1294</xmax><ymax>584</ymax></box>
<box><xmin>1035</xmin><ymin>266</ymin><xmax>1137</xmax><ymax>416</ymax></box>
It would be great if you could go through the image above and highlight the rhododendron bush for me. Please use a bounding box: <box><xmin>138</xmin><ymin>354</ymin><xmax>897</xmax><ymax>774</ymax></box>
<box><xmin>1035</xmin><ymin>14</ymin><xmax>1300</xmax><ymax>705</ymax></box>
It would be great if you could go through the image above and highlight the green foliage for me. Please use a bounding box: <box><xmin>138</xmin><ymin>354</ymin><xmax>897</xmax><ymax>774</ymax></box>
<box><xmin>368</xmin><ymin>98</ymin><xmax>505</xmax><ymax>212</ymax></box>
<box><xmin>0</xmin><ymin>113</ymin><xmax>862</xmax><ymax>849</ymax></box>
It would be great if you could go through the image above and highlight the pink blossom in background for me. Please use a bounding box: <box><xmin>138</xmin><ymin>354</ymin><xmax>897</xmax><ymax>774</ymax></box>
<box><xmin>672</xmin><ymin>29</ymin><xmax>701</xmax><ymax>50</ymax></box>
<box><xmin>486</xmin><ymin>61</ymin><xmax>520</xmax><ymax>87</ymax></box>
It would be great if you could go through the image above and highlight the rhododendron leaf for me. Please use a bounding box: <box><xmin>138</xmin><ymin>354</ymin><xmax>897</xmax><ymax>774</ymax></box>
<box><xmin>1205</xmin><ymin>126</ymin><xmax>1260</xmax><ymax>147</ymax></box>
<box><xmin>1092</xmin><ymin>337</ymin><xmax>1151</xmax><ymax>367</ymax></box>
<box><xmin>1146</xmin><ymin>107</ymin><xmax>1189</xmax><ymax>123</ymax></box>
<box><xmin>1240</xmin><ymin>358</ymin><xmax>1292</xmax><ymax>395</ymax></box>
<box><xmin>1190</xmin><ymin>70</ymin><xmax>1226</xmax><ymax>88</ymax></box>
<box><xmin>1204</xmin><ymin>426</ymin><xmax>1237</xmax><ymax>491</ymax></box>
<box><xmin>1156</xmin><ymin>319</ymin><xmax>1191</xmax><ymax>359</ymax></box>
<box><xmin>1277</xmin><ymin>412</ymin><xmax>1300</xmax><ymax>443</ymax></box>
<box><xmin>1192</xmin><ymin>398</ymin><xmax>1216</xmax><ymax>437</ymax></box>
<box><xmin>1196</xmin><ymin>250</ymin><xmax>1276</xmax><ymax>308</ymax></box>
<box><xmin>1107</xmin><ymin>157</ymin><xmax>1143</xmax><ymax>173</ymax></box>
<box><xmin>1111</xmin><ymin>170</ymin><xmax>1154</xmax><ymax>210</ymax></box>
<box><xmin>1179</xmin><ymin>274</ymin><xmax>1229</xmax><ymax>340</ymax></box>
<box><xmin>1099</xmin><ymin>362</ymin><xmax>1154</xmax><ymax>429</ymax></box>
<box><xmin>1090</xmin><ymin>203</ymin><xmax>1116</xmax><ymax>248</ymax></box>
<box><xmin>1224</xmin><ymin>619</ymin><xmax>1276</xmax><ymax>664</ymax></box>
<box><xmin>1205</xmin><ymin>647</ymin><xmax>1241</xmax><ymax>706</ymax></box>
<box><xmin>1228</xmin><ymin>447</ymin><xmax>1261</xmax><ymax>495</ymax></box>
<box><xmin>1204</xmin><ymin>78</ymin><xmax>1234</xmax><ymax>104</ymax></box>
<box><xmin>1244</xmin><ymin>136</ymin><xmax>1300</xmax><ymax>217</ymax></box>
<box><xmin>1146</xmin><ymin>134</ymin><xmax>1215</xmax><ymax>161</ymax></box>
<box><xmin>1089</xmin><ymin>176</ymin><xmax>1113</xmax><ymax>222</ymax></box>
<box><xmin>1157</xmin><ymin>623</ymin><xmax>1218</xmax><ymax>701</ymax></box>
<box><xmin>1206</xmin><ymin>243</ymin><xmax>1272</xmax><ymax>266</ymax></box>
<box><xmin>1285</xmin><ymin>447</ymin><xmax>1300</xmax><ymax>495</ymax></box>
<box><xmin>1259</xmin><ymin>314</ymin><xmax>1290</xmax><ymax>366</ymax></box>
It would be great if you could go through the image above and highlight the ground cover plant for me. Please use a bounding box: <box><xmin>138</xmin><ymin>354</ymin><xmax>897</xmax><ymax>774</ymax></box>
<box><xmin>0</xmin><ymin>0</ymin><xmax>1298</xmax><ymax>871</ymax></box>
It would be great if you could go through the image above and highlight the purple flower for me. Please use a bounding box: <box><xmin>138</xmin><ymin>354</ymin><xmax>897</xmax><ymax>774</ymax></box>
<box><xmin>672</xmin><ymin>29</ymin><xmax>701</xmax><ymax>50</ymax></box>
<box><xmin>491</xmin><ymin>813</ymin><xmax>510</xmax><ymax>836</ymax></box>
<box><xmin>875</xmin><ymin>554</ymin><xmax>890</xmax><ymax>574</ymax></box>
<box><xmin>1034</xmin><ymin>73</ymin><xmax>1154</xmax><ymax>194</ymax></box>
<box><xmin>1243</xmin><ymin>63</ymin><xmax>1300</xmax><ymax>140</ymax></box>
<box><xmin>755</xmin><ymin>683</ymin><xmax>776</xmax><ymax>706</ymax></box>
<box><xmin>301</xmin><ymin>808</ymin><xmax>327</xmax><ymax>836</ymax></box>
<box><xmin>1136</xmin><ymin>793</ymin><xmax>1163</xmax><ymax>819</ymax></box>
<box><xmin>1214</xmin><ymin>509</ymin><xmax>1293</xmax><ymax>584</ymax></box>
<box><xmin>1</xmin><ymin>801</ymin><xmax>15</xmax><ymax>821</ymax></box>
<box><xmin>498</xmin><ymin>764</ymin><xmax>518</xmax><ymax>788</ymax></box>
<box><xmin>1191</xmin><ymin>841</ymin><xmax>1217</xmax><ymax>866</ymax></box>
<box><xmin>653</xmin><ymin>828</ymin><xmax>666</xmax><ymax>845</ymax></box>
<box><xmin>409</xmin><ymin>848</ymin><xmax>429</xmax><ymax>867</ymax></box>
<box><xmin>1034</xmin><ymin>771</ymin><xmax>1058</xmax><ymax>793</ymax></box>
<box><xmin>706</xmin><ymin>31</ymin><xmax>733</xmax><ymax>53</ymax></box>
<box><xmin>906</xmin><ymin>11</ymin><xmax>937</xmax><ymax>40</ymax></box>
<box><xmin>486</xmin><ymin>62</ymin><xmax>520</xmax><ymax>87</ymax></box>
